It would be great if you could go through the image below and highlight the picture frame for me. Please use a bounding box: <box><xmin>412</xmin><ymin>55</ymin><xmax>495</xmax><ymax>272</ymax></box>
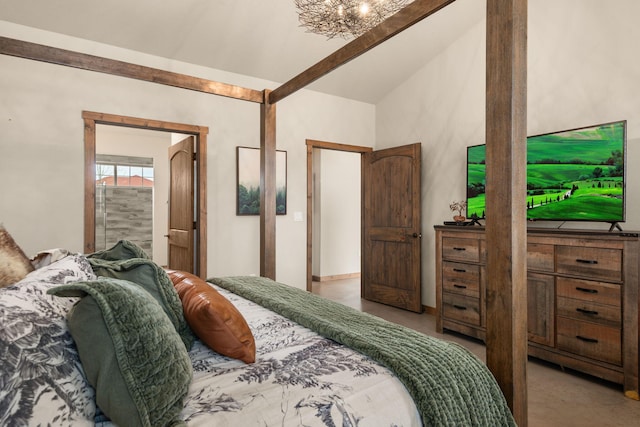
<box><xmin>236</xmin><ymin>146</ymin><xmax>287</xmax><ymax>215</ymax></box>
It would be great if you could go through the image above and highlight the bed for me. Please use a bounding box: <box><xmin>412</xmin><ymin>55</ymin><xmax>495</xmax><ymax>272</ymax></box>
<box><xmin>0</xmin><ymin>238</ymin><xmax>515</xmax><ymax>427</ymax></box>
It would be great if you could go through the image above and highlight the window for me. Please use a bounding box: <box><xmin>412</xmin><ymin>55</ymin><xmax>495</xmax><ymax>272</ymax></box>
<box><xmin>96</xmin><ymin>155</ymin><xmax>153</xmax><ymax>187</ymax></box>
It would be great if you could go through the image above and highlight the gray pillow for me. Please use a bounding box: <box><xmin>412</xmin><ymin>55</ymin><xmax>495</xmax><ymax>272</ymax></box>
<box><xmin>49</xmin><ymin>278</ymin><xmax>192</xmax><ymax>427</ymax></box>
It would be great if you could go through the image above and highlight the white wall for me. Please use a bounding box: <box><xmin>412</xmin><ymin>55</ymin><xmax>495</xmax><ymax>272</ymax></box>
<box><xmin>271</xmin><ymin>90</ymin><xmax>374</xmax><ymax>287</ymax></box>
<box><xmin>0</xmin><ymin>21</ymin><xmax>375</xmax><ymax>289</ymax></box>
<box><xmin>376</xmin><ymin>0</ymin><xmax>640</xmax><ymax>307</ymax></box>
<box><xmin>313</xmin><ymin>149</ymin><xmax>361</xmax><ymax>278</ymax></box>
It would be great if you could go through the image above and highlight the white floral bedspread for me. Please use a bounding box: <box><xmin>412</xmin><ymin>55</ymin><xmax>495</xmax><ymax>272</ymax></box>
<box><xmin>180</xmin><ymin>286</ymin><xmax>421</xmax><ymax>427</ymax></box>
<box><xmin>0</xmin><ymin>253</ymin><xmax>420</xmax><ymax>427</ymax></box>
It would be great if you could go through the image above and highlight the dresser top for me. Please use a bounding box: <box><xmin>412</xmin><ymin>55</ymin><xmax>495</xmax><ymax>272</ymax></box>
<box><xmin>433</xmin><ymin>225</ymin><xmax>639</xmax><ymax>239</ymax></box>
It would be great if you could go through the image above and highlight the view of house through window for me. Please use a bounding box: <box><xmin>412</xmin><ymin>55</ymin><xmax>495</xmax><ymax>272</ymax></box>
<box><xmin>96</xmin><ymin>161</ymin><xmax>154</xmax><ymax>187</ymax></box>
<box><xmin>95</xmin><ymin>154</ymin><xmax>155</xmax><ymax>255</ymax></box>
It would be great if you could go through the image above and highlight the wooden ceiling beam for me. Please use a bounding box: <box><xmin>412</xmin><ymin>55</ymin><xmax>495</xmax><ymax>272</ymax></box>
<box><xmin>268</xmin><ymin>0</ymin><xmax>456</xmax><ymax>104</ymax></box>
<box><xmin>0</xmin><ymin>36</ymin><xmax>264</xmax><ymax>104</ymax></box>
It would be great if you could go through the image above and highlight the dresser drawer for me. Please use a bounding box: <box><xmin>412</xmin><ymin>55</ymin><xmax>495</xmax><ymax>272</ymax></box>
<box><xmin>557</xmin><ymin>297</ymin><xmax>621</xmax><ymax>328</ymax></box>
<box><xmin>442</xmin><ymin>293</ymin><xmax>481</xmax><ymax>326</ymax></box>
<box><xmin>527</xmin><ymin>243</ymin><xmax>554</xmax><ymax>272</ymax></box>
<box><xmin>556</xmin><ymin>246</ymin><xmax>622</xmax><ymax>281</ymax></box>
<box><xmin>442</xmin><ymin>262</ymin><xmax>480</xmax><ymax>297</ymax></box>
<box><xmin>556</xmin><ymin>277</ymin><xmax>621</xmax><ymax>307</ymax></box>
<box><xmin>442</xmin><ymin>237</ymin><xmax>480</xmax><ymax>263</ymax></box>
<box><xmin>557</xmin><ymin>317</ymin><xmax>621</xmax><ymax>365</ymax></box>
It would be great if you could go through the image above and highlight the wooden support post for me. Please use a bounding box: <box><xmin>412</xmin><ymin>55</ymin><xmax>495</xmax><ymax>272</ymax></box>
<box><xmin>260</xmin><ymin>89</ymin><xmax>277</xmax><ymax>279</ymax></box>
<box><xmin>485</xmin><ymin>0</ymin><xmax>528</xmax><ymax>425</ymax></box>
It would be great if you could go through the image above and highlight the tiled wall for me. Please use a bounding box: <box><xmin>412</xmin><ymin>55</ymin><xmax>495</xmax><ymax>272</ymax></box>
<box><xmin>95</xmin><ymin>186</ymin><xmax>153</xmax><ymax>257</ymax></box>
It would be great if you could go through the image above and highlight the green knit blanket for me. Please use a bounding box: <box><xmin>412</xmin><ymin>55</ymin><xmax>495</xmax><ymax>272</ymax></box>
<box><xmin>209</xmin><ymin>276</ymin><xmax>516</xmax><ymax>427</ymax></box>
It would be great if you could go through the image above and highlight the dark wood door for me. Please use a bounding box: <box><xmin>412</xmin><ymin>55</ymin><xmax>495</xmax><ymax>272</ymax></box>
<box><xmin>362</xmin><ymin>143</ymin><xmax>422</xmax><ymax>312</ymax></box>
<box><xmin>168</xmin><ymin>136</ymin><xmax>195</xmax><ymax>272</ymax></box>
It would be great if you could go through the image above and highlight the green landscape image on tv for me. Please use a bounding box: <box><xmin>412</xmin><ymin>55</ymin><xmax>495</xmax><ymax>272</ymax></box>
<box><xmin>467</xmin><ymin>120</ymin><xmax>626</xmax><ymax>223</ymax></box>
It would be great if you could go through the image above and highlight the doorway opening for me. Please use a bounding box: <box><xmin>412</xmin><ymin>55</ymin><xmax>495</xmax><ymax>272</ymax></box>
<box><xmin>95</xmin><ymin>153</ymin><xmax>155</xmax><ymax>257</ymax></box>
<box><xmin>83</xmin><ymin>111</ymin><xmax>209</xmax><ymax>277</ymax></box>
<box><xmin>307</xmin><ymin>141</ymin><xmax>423</xmax><ymax>312</ymax></box>
<box><xmin>305</xmin><ymin>140</ymin><xmax>372</xmax><ymax>292</ymax></box>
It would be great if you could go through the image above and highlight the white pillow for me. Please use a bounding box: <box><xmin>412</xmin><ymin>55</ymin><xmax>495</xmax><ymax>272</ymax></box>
<box><xmin>30</xmin><ymin>248</ymin><xmax>72</xmax><ymax>269</ymax></box>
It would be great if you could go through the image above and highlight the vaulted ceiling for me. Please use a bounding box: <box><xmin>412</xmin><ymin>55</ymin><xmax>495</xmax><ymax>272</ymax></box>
<box><xmin>0</xmin><ymin>0</ymin><xmax>485</xmax><ymax>103</ymax></box>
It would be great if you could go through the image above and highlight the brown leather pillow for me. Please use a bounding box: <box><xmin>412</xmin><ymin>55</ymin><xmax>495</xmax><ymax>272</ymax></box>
<box><xmin>165</xmin><ymin>269</ymin><xmax>256</xmax><ymax>363</ymax></box>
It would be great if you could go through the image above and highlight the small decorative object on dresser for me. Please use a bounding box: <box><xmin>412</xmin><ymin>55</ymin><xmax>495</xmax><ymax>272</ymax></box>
<box><xmin>449</xmin><ymin>201</ymin><xmax>467</xmax><ymax>223</ymax></box>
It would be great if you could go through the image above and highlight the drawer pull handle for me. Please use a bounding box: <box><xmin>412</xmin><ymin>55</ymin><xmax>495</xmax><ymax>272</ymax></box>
<box><xmin>453</xmin><ymin>247</ymin><xmax>466</xmax><ymax>251</ymax></box>
<box><xmin>453</xmin><ymin>305</ymin><xmax>467</xmax><ymax>310</ymax></box>
<box><xmin>576</xmin><ymin>308</ymin><xmax>599</xmax><ymax>316</ymax></box>
<box><xmin>576</xmin><ymin>287</ymin><xmax>598</xmax><ymax>294</ymax></box>
<box><xmin>576</xmin><ymin>335</ymin><xmax>599</xmax><ymax>344</ymax></box>
<box><xmin>576</xmin><ymin>258</ymin><xmax>598</xmax><ymax>265</ymax></box>
<box><xmin>453</xmin><ymin>284</ymin><xmax>467</xmax><ymax>289</ymax></box>
<box><xmin>453</xmin><ymin>268</ymin><xmax>466</xmax><ymax>273</ymax></box>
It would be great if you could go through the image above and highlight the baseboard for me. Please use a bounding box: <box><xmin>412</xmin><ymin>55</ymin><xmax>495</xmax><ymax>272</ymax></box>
<box><xmin>312</xmin><ymin>272</ymin><xmax>361</xmax><ymax>282</ymax></box>
<box><xmin>423</xmin><ymin>305</ymin><xmax>436</xmax><ymax>315</ymax></box>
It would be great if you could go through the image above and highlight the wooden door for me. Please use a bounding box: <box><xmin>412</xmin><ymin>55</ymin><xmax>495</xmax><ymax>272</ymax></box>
<box><xmin>362</xmin><ymin>143</ymin><xmax>422</xmax><ymax>312</ymax></box>
<box><xmin>168</xmin><ymin>136</ymin><xmax>195</xmax><ymax>272</ymax></box>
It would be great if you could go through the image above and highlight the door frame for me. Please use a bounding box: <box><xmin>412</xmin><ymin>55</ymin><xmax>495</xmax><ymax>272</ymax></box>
<box><xmin>83</xmin><ymin>111</ymin><xmax>209</xmax><ymax>277</ymax></box>
<box><xmin>305</xmin><ymin>139</ymin><xmax>372</xmax><ymax>292</ymax></box>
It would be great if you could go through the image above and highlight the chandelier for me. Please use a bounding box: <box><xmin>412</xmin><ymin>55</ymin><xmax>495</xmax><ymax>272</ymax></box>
<box><xmin>295</xmin><ymin>0</ymin><xmax>412</xmax><ymax>40</ymax></box>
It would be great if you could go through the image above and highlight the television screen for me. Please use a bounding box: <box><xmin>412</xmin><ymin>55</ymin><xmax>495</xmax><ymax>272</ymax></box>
<box><xmin>466</xmin><ymin>120</ymin><xmax>626</xmax><ymax>223</ymax></box>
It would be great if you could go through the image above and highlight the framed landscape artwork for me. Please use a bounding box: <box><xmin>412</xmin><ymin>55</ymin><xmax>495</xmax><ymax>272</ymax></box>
<box><xmin>236</xmin><ymin>146</ymin><xmax>287</xmax><ymax>215</ymax></box>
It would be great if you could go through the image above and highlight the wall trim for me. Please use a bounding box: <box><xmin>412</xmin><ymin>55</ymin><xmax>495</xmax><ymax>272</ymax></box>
<box><xmin>312</xmin><ymin>273</ymin><xmax>361</xmax><ymax>282</ymax></box>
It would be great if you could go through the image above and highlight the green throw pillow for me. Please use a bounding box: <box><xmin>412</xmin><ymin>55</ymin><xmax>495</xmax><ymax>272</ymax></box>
<box><xmin>49</xmin><ymin>278</ymin><xmax>192</xmax><ymax>427</ymax></box>
<box><xmin>87</xmin><ymin>257</ymin><xmax>195</xmax><ymax>350</ymax></box>
<box><xmin>88</xmin><ymin>239</ymin><xmax>150</xmax><ymax>261</ymax></box>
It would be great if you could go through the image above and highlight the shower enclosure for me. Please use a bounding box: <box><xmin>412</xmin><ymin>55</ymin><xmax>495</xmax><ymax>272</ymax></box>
<box><xmin>95</xmin><ymin>154</ymin><xmax>154</xmax><ymax>257</ymax></box>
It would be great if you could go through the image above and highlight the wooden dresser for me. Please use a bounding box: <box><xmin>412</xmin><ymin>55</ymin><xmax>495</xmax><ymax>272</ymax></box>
<box><xmin>434</xmin><ymin>225</ymin><xmax>640</xmax><ymax>399</ymax></box>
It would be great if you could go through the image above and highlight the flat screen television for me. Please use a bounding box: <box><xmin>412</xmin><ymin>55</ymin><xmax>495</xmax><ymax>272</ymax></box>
<box><xmin>466</xmin><ymin>120</ymin><xmax>627</xmax><ymax>224</ymax></box>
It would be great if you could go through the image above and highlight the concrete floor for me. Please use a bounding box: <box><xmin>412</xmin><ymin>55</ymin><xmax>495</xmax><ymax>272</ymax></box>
<box><xmin>312</xmin><ymin>278</ymin><xmax>640</xmax><ymax>427</ymax></box>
